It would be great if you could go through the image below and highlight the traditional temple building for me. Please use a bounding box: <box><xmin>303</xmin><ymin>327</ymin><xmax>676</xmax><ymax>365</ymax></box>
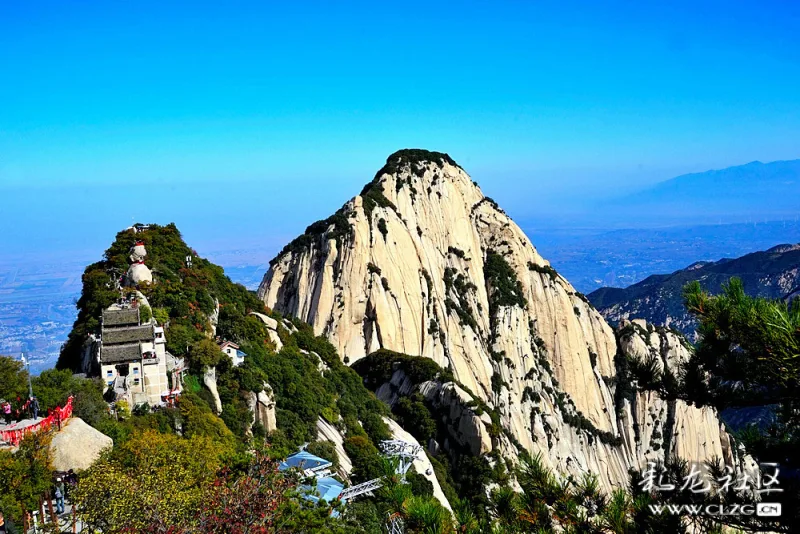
<box><xmin>94</xmin><ymin>239</ymin><xmax>169</xmax><ymax>406</ymax></box>
<box><xmin>98</xmin><ymin>306</ymin><xmax>169</xmax><ymax>406</ymax></box>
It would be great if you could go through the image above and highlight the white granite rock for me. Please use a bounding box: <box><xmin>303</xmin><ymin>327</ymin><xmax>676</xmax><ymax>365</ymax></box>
<box><xmin>49</xmin><ymin>417</ymin><xmax>112</xmax><ymax>472</ymax></box>
<box><xmin>258</xmin><ymin>153</ymin><xmax>739</xmax><ymax>492</ymax></box>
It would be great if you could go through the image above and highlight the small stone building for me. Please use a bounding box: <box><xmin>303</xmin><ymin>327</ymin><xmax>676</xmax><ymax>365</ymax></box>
<box><xmin>219</xmin><ymin>340</ymin><xmax>247</xmax><ymax>367</ymax></box>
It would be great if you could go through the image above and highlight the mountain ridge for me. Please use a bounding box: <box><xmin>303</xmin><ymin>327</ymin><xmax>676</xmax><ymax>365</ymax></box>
<box><xmin>630</xmin><ymin>159</ymin><xmax>800</xmax><ymax>199</ymax></box>
<box><xmin>588</xmin><ymin>243</ymin><xmax>800</xmax><ymax>335</ymax></box>
<box><xmin>599</xmin><ymin>158</ymin><xmax>800</xmax><ymax>225</ymax></box>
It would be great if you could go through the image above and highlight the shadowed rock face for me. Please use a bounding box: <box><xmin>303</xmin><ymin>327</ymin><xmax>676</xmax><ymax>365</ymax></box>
<box><xmin>258</xmin><ymin>149</ymin><xmax>740</xmax><ymax>491</ymax></box>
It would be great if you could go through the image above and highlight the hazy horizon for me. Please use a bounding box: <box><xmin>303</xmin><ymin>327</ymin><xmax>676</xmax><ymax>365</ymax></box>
<box><xmin>1</xmin><ymin>155</ymin><xmax>799</xmax><ymax>263</ymax></box>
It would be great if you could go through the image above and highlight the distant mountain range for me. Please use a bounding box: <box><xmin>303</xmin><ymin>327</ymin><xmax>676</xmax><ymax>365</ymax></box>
<box><xmin>588</xmin><ymin>243</ymin><xmax>800</xmax><ymax>335</ymax></box>
<box><xmin>529</xmin><ymin>219</ymin><xmax>800</xmax><ymax>293</ymax></box>
<box><xmin>601</xmin><ymin>159</ymin><xmax>800</xmax><ymax>225</ymax></box>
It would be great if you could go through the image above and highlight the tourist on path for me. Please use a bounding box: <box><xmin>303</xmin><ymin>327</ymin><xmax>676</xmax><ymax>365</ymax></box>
<box><xmin>30</xmin><ymin>397</ymin><xmax>39</xmax><ymax>421</ymax></box>
<box><xmin>14</xmin><ymin>396</ymin><xmax>23</xmax><ymax>422</ymax></box>
<box><xmin>2</xmin><ymin>401</ymin><xmax>11</xmax><ymax>425</ymax></box>
<box><xmin>54</xmin><ymin>478</ymin><xmax>66</xmax><ymax>514</ymax></box>
<box><xmin>0</xmin><ymin>511</ymin><xmax>20</xmax><ymax>534</ymax></box>
<box><xmin>65</xmin><ymin>469</ymin><xmax>78</xmax><ymax>498</ymax></box>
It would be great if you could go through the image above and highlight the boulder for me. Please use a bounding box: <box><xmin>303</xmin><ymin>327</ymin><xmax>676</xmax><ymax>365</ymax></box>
<box><xmin>203</xmin><ymin>366</ymin><xmax>223</xmax><ymax>414</ymax></box>
<box><xmin>127</xmin><ymin>263</ymin><xmax>152</xmax><ymax>285</ymax></box>
<box><xmin>316</xmin><ymin>417</ymin><xmax>353</xmax><ymax>477</ymax></box>
<box><xmin>380</xmin><ymin>373</ymin><xmax>493</xmax><ymax>456</ymax></box>
<box><xmin>245</xmin><ymin>384</ymin><xmax>277</xmax><ymax>434</ymax></box>
<box><xmin>49</xmin><ymin>418</ymin><xmax>112</xmax><ymax>472</ymax></box>
<box><xmin>383</xmin><ymin>417</ymin><xmax>452</xmax><ymax>512</ymax></box>
<box><xmin>250</xmin><ymin>312</ymin><xmax>284</xmax><ymax>351</ymax></box>
<box><xmin>256</xmin><ymin>387</ymin><xmax>277</xmax><ymax>433</ymax></box>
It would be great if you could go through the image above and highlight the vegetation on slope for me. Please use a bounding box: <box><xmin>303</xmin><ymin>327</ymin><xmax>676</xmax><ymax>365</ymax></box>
<box><xmin>360</xmin><ymin>148</ymin><xmax>458</xmax><ymax>219</ymax></box>
<box><xmin>13</xmin><ymin>224</ymin><xmax>425</xmax><ymax>531</ymax></box>
<box><xmin>0</xmin><ymin>432</ymin><xmax>53</xmax><ymax>525</ymax></box>
<box><xmin>269</xmin><ymin>210</ymin><xmax>355</xmax><ymax>267</ymax></box>
<box><xmin>444</xmin><ymin>267</ymin><xmax>480</xmax><ymax>330</ymax></box>
<box><xmin>485</xmin><ymin>250</ymin><xmax>527</xmax><ymax>335</ymax></box>
<box><xmin>485</xmin><ymin>250</ymin><xmax>527</xmax><ymax>311</ymax></box>
<box><xmin>669</xmin><ymin>277</ymin><xmax>799</xmax><ymax>532</ymax></box>
<box><xmin>373</xmin><ymin>149</ymin><xmax>458</xmax><ymax>180</ymax></box>
<box><xmin>55</xmin><ymin>224</ymin><xmax>391</xmax><ymax>449</ymax></box>
<box><xmin>58</xmin><ymin>223</ymin><xmax>269</xmax><ymax>370</ymax></box>
<box><xmin>350</xmin><ymin>349</ymin><xmax>761</xmax><ymax>533</ymax></box>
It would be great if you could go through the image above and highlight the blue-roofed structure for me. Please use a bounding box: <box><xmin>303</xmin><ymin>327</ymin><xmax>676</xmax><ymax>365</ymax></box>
<box><xmin>219</xmin><ymin>340</ymin><xmax>247</xmax><ymax>367</ymax></box>
<box><xmin>280</xmin><ymin>440</ymin><xmax>420</xmax><ymax>516</ymax></box>
<box><xmin>279</xmin><ymin>450</ymin><xmax>333</xmax><ymax>476</ymax></box>
<box><xmin>280</xmin><ymin>450</ymin><xmax>344</xmax><ymax>515</ymax></box>
<box><xmin>302</xmin><ymin>476</ymin><xmax>345</xmax><ymax>504</ymax></box>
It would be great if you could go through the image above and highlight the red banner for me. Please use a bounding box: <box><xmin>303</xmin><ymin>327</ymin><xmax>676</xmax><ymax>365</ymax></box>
<box><xmin>0</xmin><ymin>396</ymin><xmax>73</xmax><ymax>447</ymax></box>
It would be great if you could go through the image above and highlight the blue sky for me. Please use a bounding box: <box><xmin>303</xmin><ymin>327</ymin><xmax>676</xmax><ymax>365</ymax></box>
<box><xmin>1</xmin><ymin>1</ymin><xmax>799</xmax><ymax>257</ymax></box>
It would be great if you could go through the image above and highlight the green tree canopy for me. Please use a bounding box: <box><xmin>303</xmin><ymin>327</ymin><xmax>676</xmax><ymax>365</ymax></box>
<box><xmin>74</xmin><ymin>430</ymin><xmax>228</xmax><ymax>532</ymax></box>
<box><xmin>683</xmin><ymin>277</ymin><xmax>800</xmax><ymax>532</ymax></box>
<box><xmin>344</xmin><ymin>435</ymin><xmax>384</xmax><ymax>484</ymax></box>
<box><xmin>187</xmin><ymin>338</ymin><xmax>225</xmax><ymax>371</ymax></box>
<box><xmin>684</xmin><ymin>278</ymin><xmax>800</xmax><ymax>406</ymax></box>
<box><xmin>0</xmin><ymin>432</ymin><xmax>54</xmax><ymax>524</ymax></box>
<box><xmin>0</xmin><ymin>355</ymin><xmax>28</xmax><ymax>403</ymax></box>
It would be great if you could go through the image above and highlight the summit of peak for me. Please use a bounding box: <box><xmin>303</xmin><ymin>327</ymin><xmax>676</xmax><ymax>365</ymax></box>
<box><xmin>374</xmin><ymin>149</ymin><xmax>460</xmax><ymax>180</ymax></box>
<box><xmin>358</xmin><ymin>148</ymin><xmax>470</xmax><ymax>213</ymax></box>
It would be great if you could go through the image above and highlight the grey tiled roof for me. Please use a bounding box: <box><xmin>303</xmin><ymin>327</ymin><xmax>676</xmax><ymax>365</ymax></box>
<box><xmin>102</xmin><ymin>308</ymin><xmax>140</xmax><ymax>327</ymax></box>
<box><xmin>101</xmin><ymin>343</ymin><xmax>141</xmax><ymax>364</ymax></box>
<box><xmin>102</xmin><ymin>325</ymin><xmax>154</xmax><ymax>345</ymax></box>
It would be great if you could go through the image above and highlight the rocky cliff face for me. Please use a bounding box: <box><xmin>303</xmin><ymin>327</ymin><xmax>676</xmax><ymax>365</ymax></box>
<box><xmin>258</xmin><ymin>150</ymin><xmax>738</xmax><ymax>491</ymax></box>
<box><xmin>614</xmin><ymin>319</ymin><xmax>739</xmax><ymax>468</ymax></box>
<box><xmin>245</xmin><ymin>384</ymin><xmax>277</xmax><ymax>434</ymax></box>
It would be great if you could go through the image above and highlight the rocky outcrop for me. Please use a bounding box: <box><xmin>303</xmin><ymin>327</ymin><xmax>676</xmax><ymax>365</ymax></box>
<box><xmin>250</xmin><ymin>312</ymin><xmax>284</xmax><ymax>350</ymax></box>
<box><xmin>126</xmin><ymin>242</ymin><xmax>153</xmax><ymax>285</ymax></box>
<box><xmin>615</xmin><ymin>320</ymin><xmax>739</xmax><ymax>469</ymax></box>
<box><xmin>376</xmin><ymin>369</ymin><xmax>494</xmax><ymax>456</ymax></box>
<box><xmin>421</xmin><ymin>380</ymin><xmax>493</xmax><ymax>456</ymax></box>
<box><xmin>618</xmin><ymin>319</ymin><xmax>691</xmax><ymax>378</ymax></box>
<box><xmin>49</xmin><ymin>417</ymin><xmax>113</xmax><ymax>472</ymax></box>
<box><xmin>203</xmin><ymin>366</ymin><xmax>223</xmax><ymax>414</ymax></box>
<box><xmin>245</xmin><ymin>383</ymin><xmax>277</xmax><ymax>433</ymax></box>
<box><xmin>383</xmin><ymin>417</ymin><xmax>452</xmax><ymax>512</ymax></box>
<box><xmin>316</xmin><ymin>417</ymin><xmax>353</xmax><ymax>477</ymax></box>
<box><xmin>127</xmin><ymin>263</ymin><xmax>153</xmax><ymax>285</ymax></box>
<box><xmin>258</xmin><ymin>149</ymin><xmax>739</xmax><ymax>491</ymax></box>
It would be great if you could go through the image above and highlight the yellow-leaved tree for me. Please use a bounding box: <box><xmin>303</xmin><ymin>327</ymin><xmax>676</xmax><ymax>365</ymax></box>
<box><xmin>74</xmin><ymin>430</ymin><xmax>227</xmax><ymax>532</ymax></box>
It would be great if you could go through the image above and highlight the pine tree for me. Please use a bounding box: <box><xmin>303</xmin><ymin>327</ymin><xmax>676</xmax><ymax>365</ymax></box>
<box><xmin>683</xmin><ymin>278</ymin><xmax>799</xmax><ymax>532</ymax></box>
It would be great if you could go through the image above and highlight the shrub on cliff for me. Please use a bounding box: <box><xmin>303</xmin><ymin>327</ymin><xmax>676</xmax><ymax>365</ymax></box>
<box><xmin>353</xmin><ymin>349</ymin><xmax>447</xmax><ymax>388</ymax></box>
